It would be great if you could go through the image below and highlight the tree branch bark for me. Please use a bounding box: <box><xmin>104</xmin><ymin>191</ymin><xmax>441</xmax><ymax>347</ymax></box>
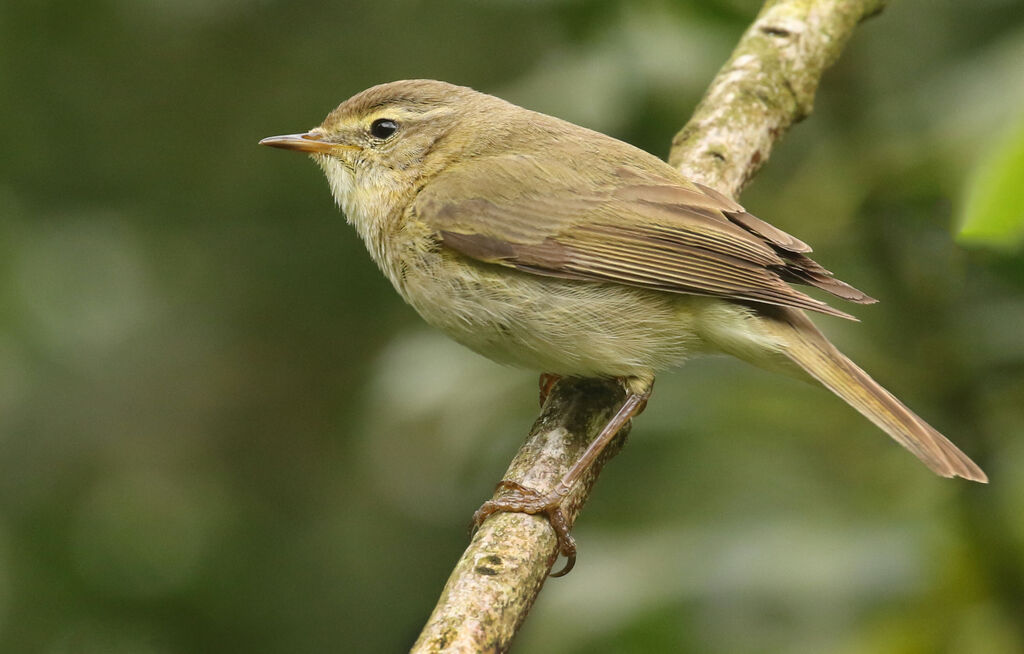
<box><xmin>669</xmin><ymin>0</ymin><xmax>887</xmax><ymax>196</ymax></box>
<box><xmin>411</xmin><ymin>1</ymin><xmax>888</xmax><ymax>651</ymax></box>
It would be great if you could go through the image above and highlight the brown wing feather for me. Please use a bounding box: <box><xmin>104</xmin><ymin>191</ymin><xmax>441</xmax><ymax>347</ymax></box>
<box><xmin>416</xmin><ymin>154</ymin><xmax>873</xmax><ymax>318</ymax></box>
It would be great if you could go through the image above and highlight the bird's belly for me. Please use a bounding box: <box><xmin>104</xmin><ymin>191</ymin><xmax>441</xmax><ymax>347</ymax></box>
<box><xmin>396</xmin><ymin>249</ymin><xmax>709</xmax><ymax>378</ymax></box>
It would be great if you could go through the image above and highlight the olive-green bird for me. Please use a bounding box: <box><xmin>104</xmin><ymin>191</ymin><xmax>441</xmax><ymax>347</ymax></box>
<box><xmin>261</xmin><ymin>79</ymin><xmax>986</xmax><ymax>574</ymax></box>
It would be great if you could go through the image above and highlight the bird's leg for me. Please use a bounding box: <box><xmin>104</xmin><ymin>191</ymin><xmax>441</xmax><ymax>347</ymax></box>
<box><xmin>538</xmin><ymin>373</ymin><xmax>562</xmax><ymax>407</ymax></box>
<box><xmin>473</xmin><ymin>380</ymin><xmax>653</xmax><ymax>576</ymax></box>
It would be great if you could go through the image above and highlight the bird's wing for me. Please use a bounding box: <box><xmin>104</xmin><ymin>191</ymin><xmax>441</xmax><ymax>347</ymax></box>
<box><xmin>414</xmin><ymin>153</ymin><xmax>874</xmax><ymax>319</ymax></box>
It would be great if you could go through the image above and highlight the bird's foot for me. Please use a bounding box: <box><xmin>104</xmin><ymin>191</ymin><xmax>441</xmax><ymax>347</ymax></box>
<box><xmin>472</xmin><ymin>480</ymin><xmax>577</xmax><ymax>577</ymax></box>
<box><xmin>538</xmin><ymin>373</ymin><xmax>562</xmax><ymax>408</ymax></box>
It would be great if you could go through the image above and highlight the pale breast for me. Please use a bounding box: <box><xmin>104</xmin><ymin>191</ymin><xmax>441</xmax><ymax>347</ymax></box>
<box><xmin>391</xmin><ymin>226</ymin><xmax>708</xmax><ymax>378</ymax></box>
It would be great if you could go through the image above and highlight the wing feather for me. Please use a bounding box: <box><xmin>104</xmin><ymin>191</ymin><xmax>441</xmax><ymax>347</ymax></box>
<box><xmin>416</xmin><ymin>154</ymin><xmax>874</xmax><ymax>318</ymax></box>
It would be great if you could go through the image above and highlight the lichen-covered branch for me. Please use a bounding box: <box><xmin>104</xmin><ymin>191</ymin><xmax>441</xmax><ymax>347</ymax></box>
<box><xmin>411</xmin><ymin>1</ymin><xmax>888</xmax><ymax>651</ymax></box>
<box><xmin>670</xmin><ymin>0</ymin><xmax>887</xmax><ymax>196</ymax></box>
<box><xmin>410</xmin><ymin>380</ymin><xmax>627</xmax><ymax>653</ymax></box>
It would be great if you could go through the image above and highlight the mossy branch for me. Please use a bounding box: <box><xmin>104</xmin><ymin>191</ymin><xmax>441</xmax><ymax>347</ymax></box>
<box><xmin>411</xmin><ymin>1</ymin><xmax>889</xmax><ymax>651</ymax></box>
<box><xmin>670</xmin><ymin>0</ymin><xmax>887</xmax><ymax>197</ymax></box>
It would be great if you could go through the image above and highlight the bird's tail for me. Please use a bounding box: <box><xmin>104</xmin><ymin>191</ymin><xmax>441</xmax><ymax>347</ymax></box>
<box><xmin>753</xmin><ymin>308</ymin><xmax>987</xmax><ymax>482</ymax></box>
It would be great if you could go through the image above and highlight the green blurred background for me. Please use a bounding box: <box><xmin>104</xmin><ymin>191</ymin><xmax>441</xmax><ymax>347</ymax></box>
<box><xmin>2</xmin><ymin>0</ymin><xmax>1023</xmax><ymax>651</ymax></box>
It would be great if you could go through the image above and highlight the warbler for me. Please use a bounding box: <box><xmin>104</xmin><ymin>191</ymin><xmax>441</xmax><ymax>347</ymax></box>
<box><xmin>261</xmin><ymin>79</ymin><xmax>986</xmax><ymax>573</ymax></box>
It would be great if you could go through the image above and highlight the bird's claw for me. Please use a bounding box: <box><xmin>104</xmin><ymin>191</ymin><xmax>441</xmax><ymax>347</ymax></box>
<box><xmin>472</xmin><ymin>480</ymin><xmax>578</xmax><ymax>577</ymax></box>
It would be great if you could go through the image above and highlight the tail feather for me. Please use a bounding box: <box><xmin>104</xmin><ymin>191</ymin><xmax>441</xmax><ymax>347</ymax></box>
<box><xmin>759</xmin><ymin>309</ymin><xmax>987</xmax><ymax>483</ymax></box>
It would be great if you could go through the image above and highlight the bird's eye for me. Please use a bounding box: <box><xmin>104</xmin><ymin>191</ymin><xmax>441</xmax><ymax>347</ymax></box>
<box><xmin>370</xmin><ymin>118</ymin><xmax>398</xmax><ymax>139</ymax></box>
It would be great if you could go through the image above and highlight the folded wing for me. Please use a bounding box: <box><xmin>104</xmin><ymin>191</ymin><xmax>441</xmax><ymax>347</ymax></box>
<box><xmin>415</xmin><ymin>154</ymin><xmax>875</xmax><ymax>319</ymax></box>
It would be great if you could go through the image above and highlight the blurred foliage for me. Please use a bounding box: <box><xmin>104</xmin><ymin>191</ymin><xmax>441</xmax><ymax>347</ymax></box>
<box><xmin>958</xmin><ymin>115</ymin><xmax>1024</xmax><ymax>250</ymax></box>
<box><xmin>1</xmin><ymin>0</ymin><xmax>1023</xmax><ymax>652</ymax></box>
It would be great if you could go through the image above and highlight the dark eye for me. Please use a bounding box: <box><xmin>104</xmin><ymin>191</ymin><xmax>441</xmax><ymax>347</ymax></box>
<box><xmin>370</xmin><ymin>118</ymin><xmax>398</xmax><ymax>139</ymax></box>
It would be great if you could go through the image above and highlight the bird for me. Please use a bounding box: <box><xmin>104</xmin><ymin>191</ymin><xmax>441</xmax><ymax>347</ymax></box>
<box><xmin>260</xmin><ymin>79</ymin><xmax>987</xmax><ymax>575</ymax></box>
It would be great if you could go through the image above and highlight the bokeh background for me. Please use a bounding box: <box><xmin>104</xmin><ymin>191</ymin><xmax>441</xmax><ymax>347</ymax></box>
<box><xmin>2</xmin><ymin>0</ymin><xmax>1023</xmax><ymax>652</ymax></box>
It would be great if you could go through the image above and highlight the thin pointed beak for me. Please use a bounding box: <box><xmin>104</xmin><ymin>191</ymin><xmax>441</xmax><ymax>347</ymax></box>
<box><xmin>258</xmin><ymin>132</ymin><xmax>359</xmax><ymax>154</ymax></box>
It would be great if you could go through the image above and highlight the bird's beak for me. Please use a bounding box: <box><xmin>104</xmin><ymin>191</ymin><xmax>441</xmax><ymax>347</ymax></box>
<box><xmin>258</xmin><ymin>132</ymin><xmax>359</xmax><ymax>155</ymax></box>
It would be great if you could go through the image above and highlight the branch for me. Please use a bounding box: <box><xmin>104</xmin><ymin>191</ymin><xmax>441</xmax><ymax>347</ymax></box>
<box><xmin>411</xmin><ymin>380</ymin><xmax>628</xmax><ymax>652</ymax></box>
<box><xmin>411</xmin><ymin>1</ymin><xmax>888</xmax><ymax>651</ymax></box>
<box><xmin>670</xmin><ymin>0</ymin><xmax>887</xmax><ymax>197</ymax></box>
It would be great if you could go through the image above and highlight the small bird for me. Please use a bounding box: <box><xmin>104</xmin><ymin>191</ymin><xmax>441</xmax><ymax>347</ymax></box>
<box><xmin>261</xmin><ymin>79</ymin><xmax>987</xmax><ymax>574</ymax></box>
